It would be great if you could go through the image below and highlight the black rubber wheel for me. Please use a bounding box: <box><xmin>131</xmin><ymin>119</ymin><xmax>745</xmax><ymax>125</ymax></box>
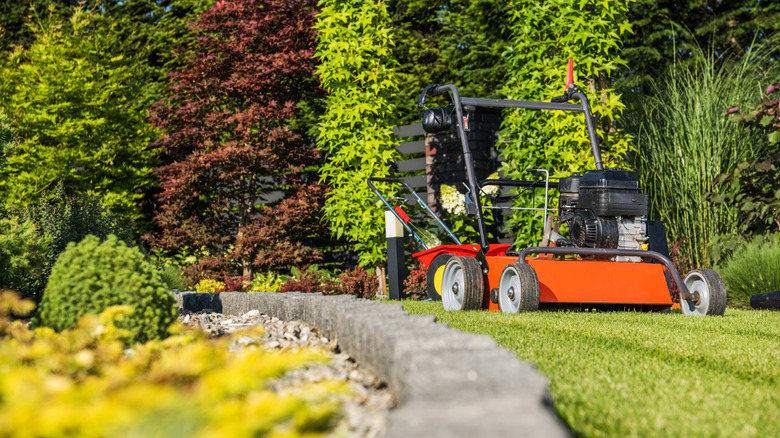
<box><xmin>441</xmin><ymin>256</ymin><xmax>484</xmax><ymax>311</ymax></box>
<box><xmin>425</xmin><ymin>254</ymin><xmax>451</xmax><ymax>301</ymax></box>
<box><xmin>498</xmin><ymin>263</ymin><xmax>540</xmax><ymax>313</ymax></box>
<box><xmin>681</xmin><ymin>269</ymin><xmax>727</xmax><ymax>316</ymax></box>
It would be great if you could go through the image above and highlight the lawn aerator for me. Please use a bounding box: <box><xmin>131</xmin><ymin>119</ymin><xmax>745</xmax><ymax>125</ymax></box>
<box><xmin>370</xmin><ymin>60</ymin><xmax>727</xmax><ymax>316</ymax></box>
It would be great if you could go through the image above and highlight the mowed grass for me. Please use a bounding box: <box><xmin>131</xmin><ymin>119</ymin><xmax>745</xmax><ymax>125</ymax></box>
<box><xmin>403</xmin><ymin>302</ymin><xmax>780</xmax><ymax>437</ymax></box>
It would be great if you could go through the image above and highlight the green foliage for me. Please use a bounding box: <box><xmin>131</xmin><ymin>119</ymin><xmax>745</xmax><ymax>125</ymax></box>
<box><xmin>720</xmin><ymin>234</ymin><xmax>780</xmax><ymax>307</ymax></box>
<box><xmin>0</xmin><ymin>7</ymin><xmax>158</xmax><ymax>223</ymax></box>
<box><xmin>387</xmin><ymin>0</ymin><xmax>512</xmax><ymax>124</ymax></box>
<box><xmin>621</xmin><ymin>0</ymin><xmax>780</xmax><ymax>90</ymax></box>
<box><xmin>0</xmin><ymin>109</ymin><xmax>16</xmax><ymax>167</ymax></box>
<box><xmin>386</xmin><ymin>1</ymin><xmax>450</xmax><ymax>126</ymax></box>
<box><xmin>0</xmin><ymin>294</ymin><xmax>345</xmax><ymax>437</ymax></box>
<box><xmin>437</xmin><ymin>0</ymin><xmax>512</xmax><ymax>100</ymax></box>
<box><xmin>157</xmin><ymin>264</ymin><xmax>185</xmax><ymax>291</ymax></box>
<box><xmin>0</xmin><ymin>0</ymin><xmax>81</xmax><ymax>49</ymax></box>
<box><xmin>98</xmin><ymin>0</ymin><xmax>214</xmax><ymax>113</ymax></box>
<box><xmin>405</xmin><ymin>301</ymin><xmax>780</xmax><ymax>437</ymax></box>
<box><xmin>1</xmin><ymin>0</ymin><xmax>209</xmax><ymax>111</ymax></box>
<box><xmin>708</xmin><ymin>83</ymin><xmax>780</xmax><ymax>241</ymax></box>
<box><xmin>280</xmin><ymin>265</ymin><xmax>338</xmax><ymax>294</ymax></box>
<box><xmin>19</xmin><ymin>182</ymin><xmax>133</xmax><ymax>303</ymax></box>
<box><xmin>709</xmin><ymin>157</ymin><xmax>780</xmax><ymax>238</ymax></box>
<box><xmin>249</xmin><ymin>271</ymin><xmax>287</xmax><ymax>293</ymax></box>
<box><xmin>500</xmin><ymin>0</ymin><xmax>634</xmax><ymax>247</ymax></box>
<box><xmin>33</xmin><ymin>235</ymin><xmax>177</xmax><ymax>345</ymax></box>
<box><xmin>195</xmin><ymin>279</ymin><xmax>225</xmax><ymax>294</ymax></box>
<box><xmin>622</xmin><ymin>51</ymin><xmax>773</xmax><ymax>268</ymax></box>
<box><xmin>315</xmin><ymin>0</ymin><xmax>400</xmax><ymax>269</ymax></box>
<box><xmin>0</xmin><ymin>217</ymin><xmax>51</xmax><ymax>300</ymax></box>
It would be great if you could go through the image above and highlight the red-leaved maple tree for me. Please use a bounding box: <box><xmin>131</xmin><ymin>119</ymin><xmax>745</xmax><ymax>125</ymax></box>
<box><xmin>147</xmin><ymin>0</ymin><xmax>324</xmax><ymax>280</ymax></box>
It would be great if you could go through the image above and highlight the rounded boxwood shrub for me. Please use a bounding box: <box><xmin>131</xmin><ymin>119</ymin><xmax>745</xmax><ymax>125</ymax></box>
<box><xmin>33</xmin><ymin>234</ymin><xmax>177</xmax><ymax>344</ymax></box>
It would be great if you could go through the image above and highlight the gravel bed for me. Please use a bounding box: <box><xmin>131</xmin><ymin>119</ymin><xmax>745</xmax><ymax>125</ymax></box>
<box><xmin>180</xmin><ymin>309</ymin><xmax>394</xmax><ymax>437</ymax></box>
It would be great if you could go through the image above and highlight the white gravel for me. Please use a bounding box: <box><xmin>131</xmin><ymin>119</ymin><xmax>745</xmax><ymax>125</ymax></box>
<box><xmin>180</xmin><ymin>309</ymin><xmax>394</xmax><ymax>437</ymax></box>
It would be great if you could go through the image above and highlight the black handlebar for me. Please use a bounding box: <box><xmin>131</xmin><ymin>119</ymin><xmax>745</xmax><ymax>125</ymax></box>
<box><xmin>550</xmin><ymin>95</ymin><xmax>567</xmax><ymax>103</ymax></box>
<box><xmin>417</xmin><ymin>83</ymin><xmax>441</xmax><ymax>109</ymax></box>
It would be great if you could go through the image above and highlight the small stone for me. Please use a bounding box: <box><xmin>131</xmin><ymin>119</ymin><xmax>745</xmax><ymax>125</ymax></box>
<box><xmin>266</xmin><ymin>340</ymin><xmax>280</xmax><ymax>349</ymax></box>
<box><xmin>244</xmin><ymin>309</ymin><xmax>260</xmax><ymax>318</ymax></box>
<box><xmin>236</xmin><ymin>336</ymin><xmax>260</xmax><ymax>346</ymax></box>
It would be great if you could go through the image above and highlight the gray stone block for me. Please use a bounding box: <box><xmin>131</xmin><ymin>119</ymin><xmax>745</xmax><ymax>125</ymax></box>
<box><xmin>387</xmin><ymin>395</ymin><xmax>570</xmax><ymax>438</ymax></box>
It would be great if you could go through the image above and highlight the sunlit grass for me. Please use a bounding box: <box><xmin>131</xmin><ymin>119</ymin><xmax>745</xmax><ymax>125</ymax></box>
<box><xmin>404</xmin><ymin>301</ymin><xmax>780</xmax><ymax>437</ymax></box>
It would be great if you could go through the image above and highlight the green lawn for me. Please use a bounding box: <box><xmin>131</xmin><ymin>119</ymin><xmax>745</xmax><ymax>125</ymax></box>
<box><xmin>403</xmin><ymin>302</ymin><xmax>780</xmax><ymax>437</ymax></box>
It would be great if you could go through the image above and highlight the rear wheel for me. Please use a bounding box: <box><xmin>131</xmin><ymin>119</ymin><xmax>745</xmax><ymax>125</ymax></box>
<box><xmin>681</xmin><ymin>269</ymin><xmax>727</xmax><ymax>316</ymax></box>
<box><xmin>498</xmin><ymin>263</ymin><xmax>540</xmax><ymax>313</ymax></box>
<box><xmin>441</xmin><ymin>256</ymin><xmax>483</xmax><ymax>311</ymax></box>
<box><xmin>425</xmin><ymin>254</ymin><xmax>451</xmax><ymax>301</ymax></box>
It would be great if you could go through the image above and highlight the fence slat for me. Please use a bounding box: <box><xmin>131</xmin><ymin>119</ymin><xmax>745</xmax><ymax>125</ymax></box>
<box><xmin>393</xmin><ymin>124</ymin><xmax>425</xmax><ymax>138</ymax></box>
<box><xmin>396</xmin><ymin>140</ymin><xmax>426</xmax><ymax>155</ymax></box>
<box><xmin>395</xmin><ymin>157</ymin><xmax>427</xmax><ymax>173</ymax></box>
<box><xmin>401</xmin><ymin>174</ymin><xmax>427</xmax><ymax>188</ymax></box>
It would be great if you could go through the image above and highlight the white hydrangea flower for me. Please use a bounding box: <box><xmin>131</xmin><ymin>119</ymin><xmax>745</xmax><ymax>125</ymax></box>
<box><xmin>440</xmin><ymin>184</ymin><xmax>466</xmax><ymax>216</ymax></box>
<box><xmin>480</xmin><ymin>172</ymin><xmax>500</xmax><ymax>198</ymax></box>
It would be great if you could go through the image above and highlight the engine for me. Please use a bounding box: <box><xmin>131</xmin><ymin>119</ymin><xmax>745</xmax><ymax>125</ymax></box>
<box><xmin>558</xmin><ymin>169</ymin><xmax>649</xmax><ymax>261</ymax></box>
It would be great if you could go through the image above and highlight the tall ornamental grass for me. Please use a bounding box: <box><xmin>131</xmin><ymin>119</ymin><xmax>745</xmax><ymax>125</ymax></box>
<box><xmin>622</xmin><ymin>50</ymin><xmax>774</xmax><ymax>268</ymax></box>
<box><xmin>720</xmin><ymin>234</ymin><xmax>780</xmax><ymax>306</ymax></box>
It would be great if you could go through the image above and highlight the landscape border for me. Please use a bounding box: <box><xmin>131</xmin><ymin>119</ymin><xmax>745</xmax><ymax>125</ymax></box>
<box><xmin>175</xmin><ymin>291</ymin><xmax>570</xmax><ymax>437</ymax></box>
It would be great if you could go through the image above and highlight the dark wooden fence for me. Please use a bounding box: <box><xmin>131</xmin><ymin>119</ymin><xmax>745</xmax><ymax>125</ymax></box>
<box><xmin>390</xmin><ymin>110</ymin><xmax>521</xmax><ymax>244</ymax></box>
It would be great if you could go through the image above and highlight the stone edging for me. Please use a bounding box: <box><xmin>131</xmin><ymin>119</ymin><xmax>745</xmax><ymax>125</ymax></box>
<box><xmin>175</xmin><ymin>292</ymin><xmax>570</xmax><ymax>437</ymax></box>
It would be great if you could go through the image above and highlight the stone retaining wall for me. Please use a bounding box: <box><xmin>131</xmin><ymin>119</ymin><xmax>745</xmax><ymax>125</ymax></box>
<box><xmin>175</xmin><ymin>292</ymin><xmax>570</xmax><ymax>437</ymax></box>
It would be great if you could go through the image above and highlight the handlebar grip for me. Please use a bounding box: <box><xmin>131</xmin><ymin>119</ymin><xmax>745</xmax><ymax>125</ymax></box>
<box><xmin>417</xmin><ymin>84</ymin><xmax>440</xmax><ymax>109</ymax></box>
<box><xmin>550</xmin><ymin>95</ymin><xmax>567</xmax><ymax>103</ymax></box>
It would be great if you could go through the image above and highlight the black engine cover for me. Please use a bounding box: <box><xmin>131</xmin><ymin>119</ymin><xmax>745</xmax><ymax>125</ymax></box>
<box><xmin>576</xmin><ymin>169</ymin><xmax>648</xmax><ymax>217</ymax></box>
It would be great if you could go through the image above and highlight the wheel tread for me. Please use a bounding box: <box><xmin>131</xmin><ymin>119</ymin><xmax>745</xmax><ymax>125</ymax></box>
<box><xmin>458</xmin><ymin>256</ymin><xmax>484</xmax><ymax>310</ymax></box>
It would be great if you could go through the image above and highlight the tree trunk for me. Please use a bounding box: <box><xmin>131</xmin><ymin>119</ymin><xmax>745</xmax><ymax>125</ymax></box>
<box><xmin>598</xmin><ymin>70</ymin><xmax>617</xmax><ymax>134</ymax></box>
<box><xmin>375</xmin><ymin>264</ymin><xmax>387</xmax><ymax>297</ymax></box>
<box><xmin>237</xmin><ymin>197</ymin><xmax>253</xmax><ymax>282</ymax></box>
<box><xmin>242</xmin><ymin>262</ymin><xmax>253</xmax><ymax>282</ymax></box>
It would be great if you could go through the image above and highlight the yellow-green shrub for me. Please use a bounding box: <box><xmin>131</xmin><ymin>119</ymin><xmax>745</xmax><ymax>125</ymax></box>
<box><xmin>0</xmin><ymin>293</ymin><xmax>346</xmax><ymax>437</ymax></box>
<box><xmin>248</xmin><ymin>271</ymin><xmax>287</xmax><ymax>293</ymax></box>
<box><xmin>196</xmin><ymin>279</ymin><xmax>225</xmax><ymax>293</ymax></box>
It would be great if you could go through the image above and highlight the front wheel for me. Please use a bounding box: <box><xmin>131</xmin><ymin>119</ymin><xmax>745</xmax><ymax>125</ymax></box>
<box><xmin>681</xmin><ymin>269</ymin><xmax>727</xmax><ymax>316</ymax></box>
<box><xmin>441</xmin><ymin>256</ymin><xmax>483</xmax><ymax>311</ymax></box>
<box><xmin>498</xmin><ymin>263</ymin><xmax>540</xmax><ymax>313</ymax></box>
